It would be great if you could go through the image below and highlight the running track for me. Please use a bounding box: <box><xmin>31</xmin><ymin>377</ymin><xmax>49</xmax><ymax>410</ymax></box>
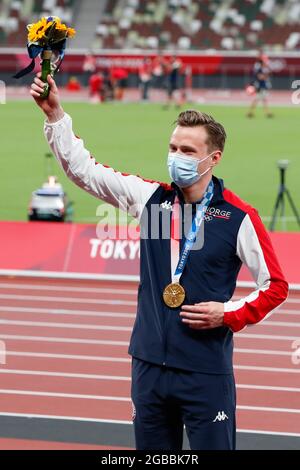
<box><xmin>0</xmin><ymin>276</ymin><xmax>299</xmax><ymax>449</ymax></box>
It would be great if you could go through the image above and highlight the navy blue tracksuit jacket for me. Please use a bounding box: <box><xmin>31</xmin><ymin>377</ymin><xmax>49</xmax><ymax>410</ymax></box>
<box><xmin>45</xmin><ymin>113</ymin><xmax>288</xmax><ymax>376</ymax></box>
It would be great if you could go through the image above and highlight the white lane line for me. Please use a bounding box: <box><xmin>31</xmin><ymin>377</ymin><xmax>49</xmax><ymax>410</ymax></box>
<box><xmin>235</xmin><ymin>348</ymin><xmax>292</xmax><ymax>356</ymax></box>
<box><xmin>1</xmin><ymin>412</ymin><xmax>300</xmax><ymax>437</ymax></box>
<box><xmin>5</xmin><ymin>351</ymin><xmax>131</xmax><ymax>362</ymax></box>
<box><xmin>257</xmin><ymin>321</ymin><xmax>300</xmax><ymax>328</ymax></box>
<box><xmin>0</xmin><ymin>283</ymin><xmax>298</xmax><ymax>305</ymax></box>
<box><xmin>4</xmin><ymin>348</ymin><xmax>293</xmax><ymax>361</ymax></box>
<box><xmin>0</xmin><ymin>386</ymin><xmax>298</xmax><ymax>401</ymax></box>
<box><xmin>0</xmin><ymin>270</ymin><xmax>139</xmax><ymax>282</ymax></box>
<box><xmin>0</xmin><ymin>334</ymin><xmax>129</xmax><ymax>346</ymax></box>
<box><xmin>0</xmin><ymin>319</ymin><xmax>132</xmax><ymax>332</ymax></box>
<box><xmin>0</xmin><ymin>389</ymin><xmax>131</xmax><ymax>401</ymax></box>
<box><xmin>0</xmin><ymin>369</ymin><xmax>131</xmax><ymax>381</ymax></box>
<box><xmin>0</xmin><ymin>283</ymin><xmax>137</xmax><ymax>296</ymax></box>
<box><xmin>1</xmin><ymin>331</ymin><xmax>298</xmax><ymax>344</ymax></box>
<box><xmin>0</xmin><ymin>412</ymin><xmax>132</xmax><ymax>425</ymax></box>
<box><xmin>4</xmin><ymin>348</ymin><xmax>291</xmax><ymax>361</ymax></box>
<box><xmin>2</xmin><ymin>304</ymin><xmax>297</xmax><ymax>320</ymax></box>
<box><xmin>0</xmin><ymin>333</ymin><xmax>297</xmax><ymax>351</ymax></box>
<box><xmin>4</xmin><ymin>318</ymin><xmax>296</xmax><ymax>333</ymax></box>
<box><xmin>4</xmin><ymin>305</ymin><xmax>298</xmax><ymax>319</ymax></box>
<box><xmin>272</xmin><ymin>310</ymin><xmax>300</xmax><ymax>316</ymax></box>
<box><xmin>0</xmin><ymin>306</ymin><xmax>135</xmax><ymax>319</ymax></box>
<box><xmin>235</xmin><ymin>365</ymin><xmax>300</xmax><ymax>373</ymax></box>
<box><xmin>0</xmin><ymin>382</ymin><xmax>298</xmax><ymax>395</ymax></box>
<box><xmin>0</xmin><ymin>289</ymin><xmax>299</xmax><ymax>306</ymax></box>
<box><xmin>278</xmin><ymin>298</ymin><xmax>300</xmax><ymax>305</ymax></box>
<box><xmin>0</xmin><ymin>294</ymin><xmax>136</xmax><ymax>306</ymax></box>
<box><xmin>237</xmin><ymin>384</ymin><xmax>300</xmax><ymax>392</ymax></box>
<box><xmin>8</xmin><ymin>292</ymin><xmax>298</xmax><ymax>311</ymax></box>
<box><xmin>236</xmin><ymin>333</ymin><xmax>299</xmax><ymax>341</ymax></box>
<box><xmin>0</xmin><ymin>363</ymin><xmax>299</xmax><ymax>381</ymax></box>
<box><xmin>0</xmin><ymin>394</ymin><xmax>298</xmax><ymax>415</ymax></box>
<box><xmin>238</xmin><ymin>405</ymin><xmax>300</xmax><ymax>414</ymax></box>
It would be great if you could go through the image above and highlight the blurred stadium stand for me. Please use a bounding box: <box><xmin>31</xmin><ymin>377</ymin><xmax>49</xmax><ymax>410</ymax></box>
<box><xmin>0</xmin><ymin>0</ymin><xmax>299</xmax><ymax>90</ymax></box>
<box><xmin>0</xmin><ymin>0</ymin><xmax>300</xmax><ymax>51</ymax></box>
<box><xmin>92</xmin><ymin>0</ymin><xmax>300</xmax><ymax>52</ymax></box>
<box><xmin>0</xmin><ymin>0</ymin><xmax>75</xmax><ymax>46</ymax></box>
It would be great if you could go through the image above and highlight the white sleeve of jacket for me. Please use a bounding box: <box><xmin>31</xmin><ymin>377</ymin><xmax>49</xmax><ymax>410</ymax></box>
<box><xmin>44</xmin><ymin>113</ymin><xmax>161</xmax><ymax>219</ymax></box>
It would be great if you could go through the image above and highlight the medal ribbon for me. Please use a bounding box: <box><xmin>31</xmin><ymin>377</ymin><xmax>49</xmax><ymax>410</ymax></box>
<box><xmin>171</xmin><ymin>179</ymin><xmax>214</xmax><ymax>284</ymax></box>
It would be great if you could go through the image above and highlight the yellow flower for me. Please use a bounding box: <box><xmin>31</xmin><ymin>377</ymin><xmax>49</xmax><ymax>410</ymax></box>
<box><xmin>53</xmin><ymin>18</ymin><xmax>76</xmax><ymax>37</ymax></box>
<box><xmin>54</xmin><ymin>19</ymin><xmax>67</xmax><ymax>31</ymax></box>
<box><xmin>67</xmin><ymin>27</ymin><xmax>76</xmax><ymax>38</ymax></box>
<box><xmin>27</xmin><ymin>16</ymin><xmax>76</xmax><ymax>43</ymax></box>
<box><xmin>27</xmin><ymin>17</ymin><xmax>53</xmax><ymax>42</ymax></box>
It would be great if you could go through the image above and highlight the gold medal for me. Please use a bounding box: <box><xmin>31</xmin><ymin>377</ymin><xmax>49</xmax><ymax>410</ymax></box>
<box><xmin>163</xmin><ymin>282</ymin><xmax>186</xmax><ymax>308</ymax></box>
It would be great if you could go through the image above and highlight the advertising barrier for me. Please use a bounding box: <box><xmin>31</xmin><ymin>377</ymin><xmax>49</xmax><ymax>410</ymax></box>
<box><xmin>0</xmin><ymin>221</ymin><xmax>299</xmax><ymax>286</ymax></box>
<box><xmin>1</xmin><ymin>49</ymin><xmax>300</xmax><ymax>76</ymax></box>
<box><xmin>0</xmin><ymin>221</ymin><xmax>139</xmax><ymax>280</ymax></box>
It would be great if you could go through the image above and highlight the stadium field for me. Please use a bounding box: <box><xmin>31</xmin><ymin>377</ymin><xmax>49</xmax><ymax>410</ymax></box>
<box><xmin>1</xmin><ymin>100</ymin><xmax>299</xmax><ymax>230</ymax></box>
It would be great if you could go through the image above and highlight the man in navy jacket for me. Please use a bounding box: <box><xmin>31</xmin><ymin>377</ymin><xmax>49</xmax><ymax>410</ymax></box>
<box><xmin>31</xmin><ymin>74</ymin><xmax>288</xmax><ymax>450</ymax></box>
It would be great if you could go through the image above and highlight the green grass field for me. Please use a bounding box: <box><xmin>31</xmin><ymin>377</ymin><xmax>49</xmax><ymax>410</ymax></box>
<box><xmin>1</xmin><ymin>100</ymin><xmax>299</xmax><ymax>230</ymax></box>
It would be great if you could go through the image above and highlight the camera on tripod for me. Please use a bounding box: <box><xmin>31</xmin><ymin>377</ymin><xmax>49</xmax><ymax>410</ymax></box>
<box><xmin>270</xmin><ymin>159</ymin><xmax>300</xmax><ymax>231</ymax></box>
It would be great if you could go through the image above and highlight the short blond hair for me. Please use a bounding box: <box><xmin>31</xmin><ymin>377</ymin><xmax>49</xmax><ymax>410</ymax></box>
<box><xmin>175</xmin><ymin>109</ymin><xmax>227</xmax><ymax>152</ymax></box>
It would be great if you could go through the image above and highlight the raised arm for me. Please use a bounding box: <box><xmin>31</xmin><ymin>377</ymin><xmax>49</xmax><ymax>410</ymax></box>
<box><xmin>31</xmin><ymin>73</ymin><xmax>164</xmax><ymax>219</ymax></box>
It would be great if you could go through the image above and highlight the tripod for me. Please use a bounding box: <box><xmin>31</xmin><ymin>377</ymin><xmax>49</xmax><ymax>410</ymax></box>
<box><xmin>269</xmin><ymin>160</ymin><xmax>300</xmax><ymax>231</ymax></box>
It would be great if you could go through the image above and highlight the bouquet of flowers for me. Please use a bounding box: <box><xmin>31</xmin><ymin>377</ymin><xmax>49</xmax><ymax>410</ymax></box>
<box><xmin>14</xmin><ymin>16</ymin><xmax>76</xmax><ymax>98</ymax></box>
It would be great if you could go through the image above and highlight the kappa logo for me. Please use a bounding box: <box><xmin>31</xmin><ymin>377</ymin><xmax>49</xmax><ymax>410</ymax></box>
<box><xmin>213</xmin><ymin>411</ymin><xmax>229</xmax><ymax>422</ymax></box>
<box><xmin>205</xmin><ymin>207</ymin><xmax>231</xmax><ymax>222</ymax></box>
<box><xmin>160</xmin><ymin>201</ymin><xmax>173</xmax><ymax>210</ymax></box>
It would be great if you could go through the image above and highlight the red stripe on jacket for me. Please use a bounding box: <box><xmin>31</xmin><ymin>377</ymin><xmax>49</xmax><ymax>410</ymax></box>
<box><xmin>223</xmin><ymin>188</ymin><xmax>288</xmax><ymax>332</ymax></box>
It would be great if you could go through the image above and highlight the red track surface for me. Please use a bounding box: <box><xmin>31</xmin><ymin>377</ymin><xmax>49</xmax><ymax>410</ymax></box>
<box><xmin>0</xmin><ymin>276</ymin><xmax>299</xmax><ymax>449</ymax></box>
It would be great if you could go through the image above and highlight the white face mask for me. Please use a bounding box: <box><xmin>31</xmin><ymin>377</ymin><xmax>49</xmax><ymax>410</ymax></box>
<box><xmin>167</xmin><ymin>151</ymin><xmax>214</xmax><ymax>188</ymax></box>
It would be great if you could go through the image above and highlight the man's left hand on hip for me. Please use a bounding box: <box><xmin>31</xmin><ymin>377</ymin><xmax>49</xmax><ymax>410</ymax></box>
<box><xmin>180</xmin><ymin>302</ymin><xmax>224</xmax><ymax>329</ymax></box>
